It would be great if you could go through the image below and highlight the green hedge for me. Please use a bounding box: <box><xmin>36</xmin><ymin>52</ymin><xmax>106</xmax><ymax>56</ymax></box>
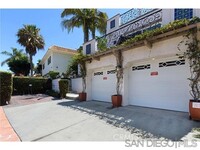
<box><xmin>13</xmin><ymin>77</ymin><xmax>52</xmax><ymax>95</ymax></box>
<box><xmin>0</xmin><ymin>71</ymin><xmax>12</xmax><ymax>105</ymax></box>
<box><xmin>59</xmin><ymin>79</ymin><xmax>68</xmax><ymax>98</ymax></box>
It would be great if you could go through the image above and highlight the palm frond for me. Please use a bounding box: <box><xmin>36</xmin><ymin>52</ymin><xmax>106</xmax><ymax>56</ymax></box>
<box><xmin>1</xmin><ymin>58</ymin><xmax>10</xmax><ymax>66</ymax></box>
<box><xmin>1</xmin><ymin>51</ymin><xmax>12</xmax><ymax>56</ymax></box>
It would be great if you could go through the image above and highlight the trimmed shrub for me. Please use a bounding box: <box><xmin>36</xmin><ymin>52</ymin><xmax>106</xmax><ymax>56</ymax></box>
<box><xmin>0</xmin><ymin>71</ymin><xmax>12</xmax><ymax>105</ymax></box>
<box><xmin>48</xmin><ymin>71</ymin><xmax>59</xmax><ymax>79</ymax></box>
<box><xmin>13</xmin><ymin>77</ymin><xmax>52</xmax><ymax>95</ymax></box>
<box><xmin>59</xmin><ymin>79</ymin><xmax>68</xmax><ymax>98</ymax></box>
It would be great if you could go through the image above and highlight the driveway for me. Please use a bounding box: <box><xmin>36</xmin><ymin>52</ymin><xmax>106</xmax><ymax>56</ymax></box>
<box><xmin>3</xmin><ymin>99</ymin><xmax>200</xmax><ymax>141</ymax></box>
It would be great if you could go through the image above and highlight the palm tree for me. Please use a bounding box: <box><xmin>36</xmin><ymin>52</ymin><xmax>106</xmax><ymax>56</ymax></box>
<box><xmin>1</xmin><ymin>48</ymin><xmax>24</xmax><ymax>66</ymax></box>
<box><xmin>17</xmin><ymin>25</ymin><xmax>45</xmax><ymax>76</ymax></box>
<box><xmin>89</xmin><ymin>9</ymin><xmax>108</xmax><ymax>39</ymax></box>
<box><xmin>61</xmin><ymin>9</ymin><xmax>108</xmax><ymax>43</ymax></box>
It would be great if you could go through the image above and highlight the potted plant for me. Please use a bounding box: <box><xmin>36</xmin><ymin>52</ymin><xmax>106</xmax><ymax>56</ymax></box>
<box><xmin>77</xmin><ymin>52</ymin><xmax>87</xmax><ymax>102</ymax></box>
<box><xmin>178</xmin><ymin>28</ymin><xmax>200</xmax><ymax>120</ymax></box>
<box><xmin>112</xmin><ymin>51</ymin><xmax>123</xmax><ymax>107</ymax></box>
<box><xmin>78</xmin><ymin>62</ymin><xmax>87</xmax><ymax>101</ymax></box>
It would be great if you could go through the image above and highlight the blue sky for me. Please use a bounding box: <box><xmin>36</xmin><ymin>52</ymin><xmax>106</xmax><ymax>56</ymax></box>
<box><xmin>0</xmin><ymin>9</ymin><xmax>128</xmax><ymax>72</ymax></box>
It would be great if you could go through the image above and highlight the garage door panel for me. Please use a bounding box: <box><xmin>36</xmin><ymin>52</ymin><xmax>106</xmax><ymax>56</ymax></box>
<box><xmin>129</xmin><ymin>59</ymin><xmax>190</xmax><ymax>112</ymax></box>
<box><xmin>92</xmin><ymin>68</ymin><xmax>116</xmax><ymax>102</ymax></box>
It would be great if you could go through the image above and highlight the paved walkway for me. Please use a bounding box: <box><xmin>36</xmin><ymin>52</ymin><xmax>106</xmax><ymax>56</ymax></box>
<box><xmin>0</xmin><ymin>107</ymin><xmax>20</xmax><ymax>142</ymax></box>
<box><xmin>7</xmin><ymin>94</ymin><xmax>58</xmax><ymax>107</ymax></box>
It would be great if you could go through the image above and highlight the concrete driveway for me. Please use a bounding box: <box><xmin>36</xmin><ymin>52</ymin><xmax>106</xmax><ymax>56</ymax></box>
<box><xmin>3</xmin><ymin>99</ymin><xmax>200</xmax><ymax>141</ymax></box>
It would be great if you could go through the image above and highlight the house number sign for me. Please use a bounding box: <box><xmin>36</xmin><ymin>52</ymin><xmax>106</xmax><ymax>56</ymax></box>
<box><xmin>103</xmin><ymin>77</ymin><xmax>107</xmax><ymax>80</ymax></box>
<box><xmin>192</xmin><ymin>102</ymin><xmax>200</xmax><ymax>108</ymax></box>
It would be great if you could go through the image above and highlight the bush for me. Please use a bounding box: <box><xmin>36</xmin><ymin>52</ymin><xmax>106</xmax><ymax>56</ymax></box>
<box><xmin>0</xmin><ymin>71</ymin><xmax>12</xmax><ymax>105</ymax></box>
<box><xmin>13</xmin><ymin>77</ymin><xmax>52</xmax><ymax>95</ymax></box>
<box><xmin>48</xmin><ymin>71</ymin><xmax>59</xmax><ymax>79</ymax></box>
<box><xmin>59</xmin><ymin>79</ymin><xmax>68</xmax><ymax>98</ymax></box>
<box><xmin>45</xmin><ymin>90</ymin><xmax>60</xmax><ymax>98</ymax></box>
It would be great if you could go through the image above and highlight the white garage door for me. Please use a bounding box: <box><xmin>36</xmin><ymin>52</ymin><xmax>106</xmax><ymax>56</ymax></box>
<box><xmin>92</xmin><ymin>68</ymin><xmax>116</xmax><ymax>102</ymax></box>
<box><xmin>128</xmin><ymin>58</ymin><xmax>190</xmax><ymax>112</ymax></box>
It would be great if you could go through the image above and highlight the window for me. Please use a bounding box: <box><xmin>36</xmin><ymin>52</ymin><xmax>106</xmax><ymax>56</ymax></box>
<box><xmin>132</xmin><ymin>64</ymin><xmax>150</xmax><ymax>71</ymax></box>
<box><xmin>48</xmin><ymin>56</ymin><xmax>51</xmax><ymax>65</ymax></box>
<box><xmin>43</xmin><ymin>63</ymin><xmax>45</xmax><ymax>70</ymax></box>
<box><xmin>174</xmin><ymin>9</ymin><xmax>193</xmax><ymax>20</ymax></box>
<box><xmin>110</xmin><ymin>19</ymin><xmax>115</xmax><ymax>29</ymax></box>
<box><xmin>86</xmin><ymin>44</ymin><xmax>91</xmax><ymax>54</ymax></box>
<box><xmin>159</xmin><ymin>59</ymin><xmax>185</xmax><ymax>68</ymax></box>
<box><xmin>107</xmin><ymin>70</ymin><xmax>116</xmax><ymax>74</ymax></box>
<box><xmin>94</xmin><ymin>72</ymin><xmax>103</xmax><ymax>76</ymax></box>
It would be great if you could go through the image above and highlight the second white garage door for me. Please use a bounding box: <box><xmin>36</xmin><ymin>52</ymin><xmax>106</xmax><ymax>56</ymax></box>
<box><xmin>128</xmin><ymin>58</ymin><xmax>190</xmax><ymax>112</ymax></box>
<box><xmin>92</xmin><ymin>68</ymin><xmax>116</xmax><ymax>102</ymax></box>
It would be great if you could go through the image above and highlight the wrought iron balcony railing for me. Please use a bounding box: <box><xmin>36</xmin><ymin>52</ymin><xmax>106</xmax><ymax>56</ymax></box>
<box><xmin>106</xmin><ymin>9</ymin><xmax>162</xmax><ymax>47</ymax></box>
<box><xmin>87</xmin><ymin>9</ymin><xmax>163</xmax><ymax>55</ymax></box>
<box><xmin>120</xmin><ymin>8</ymin><xmax>154</xmax><ymax>25</ymax></box>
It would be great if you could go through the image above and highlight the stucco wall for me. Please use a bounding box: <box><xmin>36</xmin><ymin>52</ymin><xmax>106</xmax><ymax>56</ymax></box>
<box><xmin>52</xmin><ymin>52</ymin><xmax>73</xmax><ymax>75</ymax></box>
<box><xmin>83</xmin><ymin>39</ymin><xmax>97</xmax><ymax>55</ymax></box>
<box><xmin>42</xmin><ymin>52</ymin><xmax>53</xmax><ymax>76</ymax></box>
<box><xmin>71</xmin><ymin>78</ymin><xmax>82</xmax><ymax>93</ymax></box>
<box><xmin>87</xmin><ymin>55</ymin><xmax>116</xmax><ymax>70</ymax></box>
<box><xmin>52</xmin><ymin>79</ymin><xmax>60</xmax><ymax>92</ymax></box>
<box><xmin>162</xmin><ymin>9</ymin><xmax>200</xmax><ymax>26</ymax></box>
<box><xmin>106</xmin><ymin>14</ymin><xmax>120</xmax><ymax>34</ymax></box>
<box><xmin>123</xmin><ymin>36</ymin><xmax>187</xmax><ymax>67</ymax></box>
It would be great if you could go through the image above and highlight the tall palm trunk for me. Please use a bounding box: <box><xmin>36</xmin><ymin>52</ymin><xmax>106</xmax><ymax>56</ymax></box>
<box><xmin>29</xmin><ymin>54</ymin><xmax>33</xmax><ymax>76</ymax></box>
<box><xmin>83</xmin><ymin>23</ymin><xmax>89</xmax><ymax>43</ymax></box>
<box><xmin>92</xmin><ymin>26</ymin><xmax>95</xmax><ymax>39</ymax></box>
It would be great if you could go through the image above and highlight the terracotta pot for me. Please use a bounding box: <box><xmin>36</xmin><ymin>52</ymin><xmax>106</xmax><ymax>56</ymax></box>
<box><xmin>189</xmin><ymin>100</ymin><xmax>200</xmax><ymax>120</ymax></box>
<box><xmin>79</xmin><ymin>92</ymin><xmax>87</xmax><ymax>101</ymax></box>
<box><xmin>112</xmin><ymin>95</ymin><xmax>122</xmax><ymax>107</ymax></box>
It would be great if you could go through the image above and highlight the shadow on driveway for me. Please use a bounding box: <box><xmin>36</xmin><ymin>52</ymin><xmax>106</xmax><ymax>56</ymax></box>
<box><xmin>57</xmin><ymin>100</ymin><xmax>200</xmax><ymax>141</ymax></box>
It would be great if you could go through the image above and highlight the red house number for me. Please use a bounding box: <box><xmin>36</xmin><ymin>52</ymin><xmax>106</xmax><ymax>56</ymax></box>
<box><xmin>103</xmin><ymin>77</ymin><xmax>107</xmax><ymax>80</ymax></box>
<box><xmin>151</xmin><ymin>72</ymin><xmax>158</xmax><ymax>76</ymax></box>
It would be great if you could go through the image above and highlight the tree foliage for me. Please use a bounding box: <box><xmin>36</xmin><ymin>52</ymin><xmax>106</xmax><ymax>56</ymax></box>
<box><xmin>1</xmin><ymin>48</ymin><xmax>30</xmax><ymax>76</ymax></box>
<box><xmin>8</xmin><ymin>56</ymin><xmax>30</xmax><ymax>76</ymax></box>
<box><xmin>34</xmin><ymin>59</ymin><xmax>42</xmax><ymax>75</ymax></box>
<box><xmin>48</xmin><ymin>71</ymin><xmax>60</xmax><ymax>79</ymax></box>
<box><xmin>17</xmin><ymin>25</ymin><xmax>45</xmax><ymax>76</ymax></box>
<box><xmin>61</xmin><ymin>9</ymin><xmax>108</xmax><ymax>42</ymax></box>
<box><xmin>178</xmin><ymin>29</ymin><xmax>200</xmax><ymax>100</ymax></box>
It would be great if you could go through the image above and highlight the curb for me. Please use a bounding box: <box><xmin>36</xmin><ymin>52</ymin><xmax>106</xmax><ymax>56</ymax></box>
<box><xmin>0</xmin><ymin>107</ymin><xmax>21</xmax><ymax>142</ymax></box>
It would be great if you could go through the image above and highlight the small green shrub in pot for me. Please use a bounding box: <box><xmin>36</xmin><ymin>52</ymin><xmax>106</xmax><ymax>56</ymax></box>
<box><xmin>59</xmin><ymin>79</ymin><xmax>68</xmax><ymax>98</ymax></box>
<box><xmin>0</xmin><ymin>71</ymin><xmax>12</xmax><ymax>105</ymax></box>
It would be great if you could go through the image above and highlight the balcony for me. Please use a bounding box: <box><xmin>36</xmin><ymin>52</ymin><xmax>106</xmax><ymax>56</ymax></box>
<box><xmin>106</xmin><ymin>9</ymin><xmax>162</xmax><ymax>48</ymax></box>
<box><xmin>83</xmin><ymin>9</ymin><xmax>162</xmax><ymax>55</ymax></box>
<box><xmin>120</xmin><ymin>8</ymin><xmax>154</xmax><ymax>25</ymax></box>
